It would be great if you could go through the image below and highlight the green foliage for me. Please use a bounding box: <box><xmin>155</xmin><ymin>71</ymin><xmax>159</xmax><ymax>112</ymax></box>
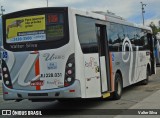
<box><xmin>149</xmin><ymin>22</ymin><xmax>160</xmax><ymax>35</ymax></box>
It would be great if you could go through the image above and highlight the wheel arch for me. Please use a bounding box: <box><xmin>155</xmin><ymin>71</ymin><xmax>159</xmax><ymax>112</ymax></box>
<box><xmin>147</xmin><ymin>63</ymin><xmax>151</xmax><ymax>76</ymax></box>
<box><xmin>115</xmin><ymin>69</ymin><xmax>123</xmax><ymax>88</ymax></box>
<box><xmin>112</xmin><ymin>69</ymin><xmax>123</xmax><ymax>100</ymax></box>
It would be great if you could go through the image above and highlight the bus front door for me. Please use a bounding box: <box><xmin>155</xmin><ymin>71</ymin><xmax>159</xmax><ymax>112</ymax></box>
<box><xmin>148</xmin><ymin>33</ymin><xmax>156</xmax><ymax>74</ymax></box>
<box><xmin>96</xmin><ymin>24</ymin><xmax>111</xmax><ymax>93</ymax></box>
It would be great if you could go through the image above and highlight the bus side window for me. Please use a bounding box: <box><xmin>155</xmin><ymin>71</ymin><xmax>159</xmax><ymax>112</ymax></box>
<box><xmin>108</xmin><ymin>23</ymin><xmax>120</xmax><ymax>52</ymax></box>
<box><xmin>76</xmin><ymin>15</ymin><xmax>98</xmax><ymax>53</ymax></box>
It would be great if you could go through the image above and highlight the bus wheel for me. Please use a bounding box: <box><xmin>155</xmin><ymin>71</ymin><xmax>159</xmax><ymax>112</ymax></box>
<box><xmin>113</xmin><ymin>73</ymin><xmax>122</xmax><ymax>100</ymax></box>
<box><xmin>141</xmin><ymin>68</ymin><xmax>149</xmax><ymax>85</ymax></box>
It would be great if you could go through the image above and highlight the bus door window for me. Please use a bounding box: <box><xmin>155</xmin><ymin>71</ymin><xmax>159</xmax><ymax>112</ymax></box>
<box><xmin>96</xmin><ymin>25</ymin><xmax>106</xmax><ymax>56</ymax></box>
<box><xmin>147</xmin><ymin>33</ymin><xmax>155</xmax><ymax>74</ymax></box>
<box><xmin>96</xmin><ymin>24</ymin><xmax>111</xmax><ymax>91</ymax></box>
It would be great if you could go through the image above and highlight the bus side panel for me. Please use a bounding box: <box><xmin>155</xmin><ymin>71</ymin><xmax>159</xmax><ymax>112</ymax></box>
<box><xmin>156</xmin><ymin>40</ymin><xmax>160</xmax><ymax>64</ymax></box>
<box><xmin>136</xmin><ymin>51</ymin><xmax>150</xmax><ymax>82</ymax></box>
<box><xmin>112</xmin><ymin>50</ymin><xmax>150</xmax><ymax>88</ymax></box>
<box><xmin>156</xmin><ymin>34</ymin><xmax>160</xmax><ymax>64</ymax></box>
<box><xmin>71</xmin><ymin>9</ymin><xmax>85</xmax><ymax>98</ymax></box>
<box><xmin>84</xmin><ymin>54</ymin><xmax>101</xmax><ymax>98</ymax></box>
<box><xmin>100</xmin><ymin>56</ymin><xmax>108</xmax><ymax>92</ymax></box>
<box><xmin>111</xmin><ymin>52</ymin><xmax>130</xmax><ymax>87</ymax></box>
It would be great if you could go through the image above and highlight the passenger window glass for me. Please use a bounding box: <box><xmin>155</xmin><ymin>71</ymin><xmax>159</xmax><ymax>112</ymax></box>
<box><xmin>108</xmin><ymin>23</ymin><xmax>125</xmax><ymax>51</ymax></box>
<box><xmin>108</xmin><ymin>23</ymin><xmax>119</xmax><ymax>51</ymax></box>
<box><xmin>76</xmin><ymin>15</ymin><xmax>98</xmax><ymax>53</ymax></box>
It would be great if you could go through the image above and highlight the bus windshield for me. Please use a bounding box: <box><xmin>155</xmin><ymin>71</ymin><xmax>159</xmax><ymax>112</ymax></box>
<box><xmin>3</xmin><ymin>8</ymin><xmax>69</xmax><ymax>51</ymax></box>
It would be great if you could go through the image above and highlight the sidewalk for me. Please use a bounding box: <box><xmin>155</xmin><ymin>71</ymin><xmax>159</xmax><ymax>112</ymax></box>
<box><xmin>115</xmin><ymin>90</ymin><xmax>160</xmax><ymax>118</ymax></box>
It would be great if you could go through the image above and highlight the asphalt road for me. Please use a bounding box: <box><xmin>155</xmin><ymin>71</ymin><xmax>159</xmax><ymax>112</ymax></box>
<box><xmin>0</xmin><ymin>67</ymin><xmax>160</xmax><ymax>118</ymax></box>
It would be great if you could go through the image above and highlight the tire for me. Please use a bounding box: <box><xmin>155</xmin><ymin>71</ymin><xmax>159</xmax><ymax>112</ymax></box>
<box><xmin>141</xmin><ymin>68</ymin><xmax>149</xmax><ymax>85</ymax></box>
<box><xmin>112</xmin><ymin>73</ymin><xmax>123</xmax><ymax>100</ymax></box>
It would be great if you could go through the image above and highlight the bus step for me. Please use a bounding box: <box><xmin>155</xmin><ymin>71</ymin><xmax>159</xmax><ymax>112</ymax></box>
<box><xmin>102</xmin><ymin>93</ymin><xmax>110</xmax><ymax>98</ymax></box>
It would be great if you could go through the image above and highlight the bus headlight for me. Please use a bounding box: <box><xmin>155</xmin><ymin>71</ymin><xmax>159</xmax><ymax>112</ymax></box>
<box><xmin>64</xmin><ymin>54</ymin><xmax>75</xmax><ymax>87</ymax></box>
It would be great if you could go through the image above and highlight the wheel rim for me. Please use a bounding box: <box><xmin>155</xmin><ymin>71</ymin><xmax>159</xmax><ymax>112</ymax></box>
<box><xmin>117</xmin><ymin>79</ymin><xmax>122</xmax><ymax>95</ymax></box>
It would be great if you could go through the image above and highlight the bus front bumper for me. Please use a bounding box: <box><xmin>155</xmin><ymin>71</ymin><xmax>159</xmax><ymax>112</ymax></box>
<box><xmin>3</xmin><ymin>80</ymin><xmax>81</xmax><ymax>100</ymax></box>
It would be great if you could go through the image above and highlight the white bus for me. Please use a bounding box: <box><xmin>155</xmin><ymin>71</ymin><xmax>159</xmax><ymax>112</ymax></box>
<box><xmin>0</xmin><ymin>17</ymin><xmax>2</xmax><ymax>80</ymax></box>
<box><xmin>155</xmin><ymin>32</ymin><xmax>160</xmax><ymax>65</ymax></box>
<box><xmin>1</xmin><ymin>7</ymin><xmax>155</xmax><ymax>101</ymax></box>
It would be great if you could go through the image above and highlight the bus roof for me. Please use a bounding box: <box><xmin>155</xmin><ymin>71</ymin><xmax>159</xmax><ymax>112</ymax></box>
<box><xmin>3</xmin><ymin>7</ymin><xmax>152</xmax><ymax>32</ymax></box>
<box><xmin>70</xmin><ymin>7</ymin><xmax>152</xmax><ymax>32</ymax></box>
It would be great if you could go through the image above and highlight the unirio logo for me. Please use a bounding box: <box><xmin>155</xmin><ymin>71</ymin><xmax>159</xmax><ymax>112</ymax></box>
<box><xmin>47</xmin><ymin>62</ymin><xmax>57</xmax><ymax>69</ymax></box>
<box><xmin>43</xmin><ymin>53</ymin><xmax>65</xmax><ymax>61</ymax></box>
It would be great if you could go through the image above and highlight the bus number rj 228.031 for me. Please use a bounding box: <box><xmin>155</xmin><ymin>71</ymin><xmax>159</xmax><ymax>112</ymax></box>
<box><xmin>40</xmin><ymin>73</ymin><xmax>62</xmax><ymax>78</ymax></box>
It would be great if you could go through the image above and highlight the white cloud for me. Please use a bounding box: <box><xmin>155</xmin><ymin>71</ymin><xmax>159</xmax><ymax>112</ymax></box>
<box><xmin>146</xmin><ymin>18</ymin><xmax>160</xmax><ymax>26</ymax></box>
<box><xmin>3</xmin><ymin>0</ymin><xmax>45</xmax><ymax>13</ymax></box>
<box><xmin>1</xmin><ymin>0</ymin><xmax>160</xmax><ymax>26</ymax></box>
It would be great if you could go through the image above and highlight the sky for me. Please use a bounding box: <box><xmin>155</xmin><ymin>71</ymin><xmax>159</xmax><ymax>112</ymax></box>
<box><xmin>0</xmin><ymin>0</ymin><xmax>160</xmax><ymax>26</ymax></box>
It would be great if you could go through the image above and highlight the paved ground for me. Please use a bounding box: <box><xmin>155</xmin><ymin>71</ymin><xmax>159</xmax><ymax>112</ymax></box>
<box><xmin>115</xmin><ymin>90</ymin><xmax>160</xmax><ymax>118</ymax></box>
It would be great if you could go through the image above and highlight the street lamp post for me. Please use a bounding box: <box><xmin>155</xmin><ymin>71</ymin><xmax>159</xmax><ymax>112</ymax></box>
<box><xmin>46</xmin><ymin>0</ymin><xmax>48</xmax><ymax>7</ymax></box>
<box><xmin>0</xmin><ymin>6</ymin><xmax>5</xmax><ymax>16</ymax></box>
<box><xmin>140</xmin><ymin>2</ymin><xmax>147</xmax><ymax>25</ymax></box>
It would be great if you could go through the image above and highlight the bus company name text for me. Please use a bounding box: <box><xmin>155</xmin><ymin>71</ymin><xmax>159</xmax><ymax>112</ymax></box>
<box><xmin>10</xmin><ymin>43</ymin><xmax>38</xmax><ymax>49</ymax></box>
<box><xmin>30</xmin><ymin>80</ymin><xmax>44</xmax><ymax>86</ymax></box>
<box><xmin>47</xmin><ymin>80</ymin><xmax>63</xmax><ymax>86</ymax></box>
<box><xmin>43</xmin><ymin>53</ymin><xmax>65</xmax><ymax>61</ymax></box>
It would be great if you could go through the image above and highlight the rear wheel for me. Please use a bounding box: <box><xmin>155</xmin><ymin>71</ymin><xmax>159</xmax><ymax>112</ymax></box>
<box><xmin>112</xmin><ymin>73</ymin><xmax>123</xmax><ymax>100</ymax></box>
<box><xmin>141</xmin><ymin>68</ymin><xmax>149</xmax><ymax>85</ymax></box>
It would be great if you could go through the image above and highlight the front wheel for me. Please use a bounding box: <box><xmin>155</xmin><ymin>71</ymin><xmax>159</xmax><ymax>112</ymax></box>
<box><xmin>112</xmin><ymin>73</ymin><xmax>123</xmax><ymax>100</ymax></box>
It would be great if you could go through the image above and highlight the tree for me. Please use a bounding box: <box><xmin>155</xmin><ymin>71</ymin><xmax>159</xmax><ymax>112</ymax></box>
<box><xmin>149</xmin><ymin>22</ymin><xmax>160</xmax><ymax>35</ymax></box>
